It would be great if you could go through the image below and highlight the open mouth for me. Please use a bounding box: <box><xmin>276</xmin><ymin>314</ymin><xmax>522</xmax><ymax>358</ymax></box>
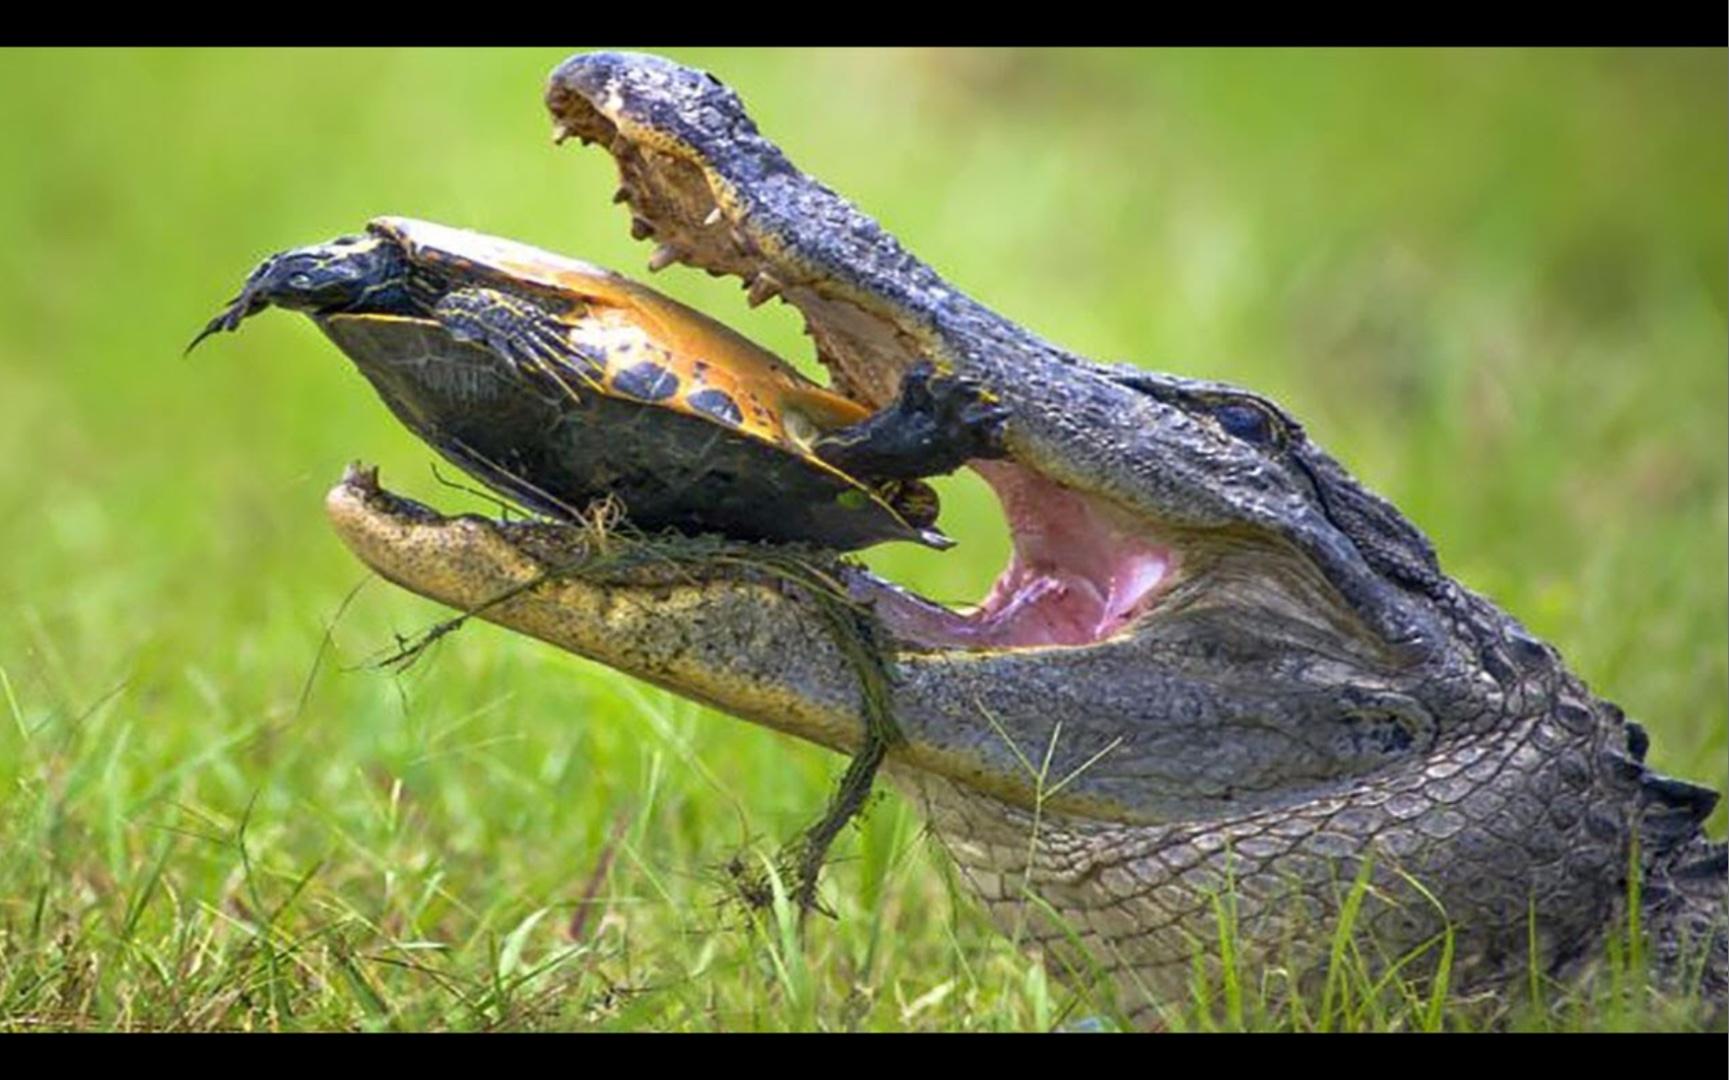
<box><xmin>191</xmin><ymin>56</ymin><xmax>1192</xmax><ymax>663</ymax></box>
<box><xmin>520</xmin><ymin>57</ymin><xmax>1184</xmax><ymax>655</ymax></box>
<box><xmin>838</xmin><ymin>463</ymin><xmax>1176</xmax><ymax>650</ymax></box>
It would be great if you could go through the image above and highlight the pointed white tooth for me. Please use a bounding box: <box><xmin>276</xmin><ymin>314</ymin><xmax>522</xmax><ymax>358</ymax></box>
<box><xmin>702</xmin><ymin>207</ymin><xmax>722</xmax><ymax>227</ymax></box>
<box><xmin>746</xmin><ymin>273</ymin><xmax>782</xmax><ymax>309</ymax></box>
<box><xmin>551</xmin><ymin>120</ymin><xmax>572</xmax><ymax>145</ymax></box>
<box><xmin>648</xmin><ymin>245</ymin><xmax>680</xmax><ymax>273</ymax></box>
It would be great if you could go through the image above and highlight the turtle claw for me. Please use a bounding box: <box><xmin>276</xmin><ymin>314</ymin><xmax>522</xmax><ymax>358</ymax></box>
<box><xmin>186</xmin><ymin>293</ymin><xmax>267</xmax><ymax>354</ymax></box>
<box><xmin>185</xmin><ymin>311</ymin><xmax>234</xmax><ymax>355</ymax></box>
<box><xmin>916</xmin><ymin>527</ymin><xmax>957</xmax><ymax>551</ymax></box>
<box><xmin>816</xmin><ymin>361</ymin><xmax>1010</xmax><ymax>481</ymax></box>
<box><xmin>433</xmin><ymin>287</ymin><xmax>605</xmax><ymax>396</ymax></box>
<box><xmin>187</xmin><ymin>260</ymin><xmax>279</xmax><ymax>354</ymax></box>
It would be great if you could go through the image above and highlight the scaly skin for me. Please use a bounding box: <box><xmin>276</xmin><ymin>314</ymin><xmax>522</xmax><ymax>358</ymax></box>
<box><xmin>323</xmin><ymin>53</ymin><xmax>1725</xmax><ymax>1021</ymax></box>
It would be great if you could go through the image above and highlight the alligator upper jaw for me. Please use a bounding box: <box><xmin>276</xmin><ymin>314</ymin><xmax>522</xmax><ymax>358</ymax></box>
<box><xmin>545</xmin><ymin>51</ymin><xmax>947</xmax><ymax>410</ymax></box>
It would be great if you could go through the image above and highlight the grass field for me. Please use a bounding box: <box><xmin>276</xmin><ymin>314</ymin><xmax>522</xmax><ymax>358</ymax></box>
<box><xmin>0</xmin><ymin>48</ymin><xmax>1723</xmax><ymax>1031</ymax></box>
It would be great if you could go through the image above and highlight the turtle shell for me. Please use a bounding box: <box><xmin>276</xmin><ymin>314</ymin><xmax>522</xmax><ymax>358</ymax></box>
<box><xmin>202</xmin><ymin>217</ymin><xmax>948</xmax><ymax>551</ymax></box>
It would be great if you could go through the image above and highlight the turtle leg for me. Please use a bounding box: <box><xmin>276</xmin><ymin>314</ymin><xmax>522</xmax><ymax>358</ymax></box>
<box><xmin>815</xmin><ymin>361</ymin><xmax>1009</xmax><ymax>480</ymax></box>
<box><xmin>432</xmin><ymin>287</ymin><xmax>606</xmax><ymax>391</ymax></box>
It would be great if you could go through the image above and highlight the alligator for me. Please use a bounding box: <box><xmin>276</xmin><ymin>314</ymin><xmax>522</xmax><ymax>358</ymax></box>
<box><xmin>320</xmin><ymin>53</ymin><xmax>1727</xmax><ymax>1023</ymax></box>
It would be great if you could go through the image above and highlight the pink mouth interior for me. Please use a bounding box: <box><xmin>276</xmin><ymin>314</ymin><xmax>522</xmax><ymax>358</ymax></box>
<box><xmin>855</xmin><ymin>462</ymin><xmax>1177</xmax><ymax>649</ymax></box>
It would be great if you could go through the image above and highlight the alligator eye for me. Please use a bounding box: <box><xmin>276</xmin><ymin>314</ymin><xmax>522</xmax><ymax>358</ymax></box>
<box><xmin>1211</xmin><ymin>402</ymin><xmax>1278</xmax><ymax>445</ymax></box>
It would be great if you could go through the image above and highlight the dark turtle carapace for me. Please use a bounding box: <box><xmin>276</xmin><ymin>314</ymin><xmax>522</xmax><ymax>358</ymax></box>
<box><xmin>193</xmin><ymin>216</ymin><xmax>1003</xmax><ymax>551</ymax></box>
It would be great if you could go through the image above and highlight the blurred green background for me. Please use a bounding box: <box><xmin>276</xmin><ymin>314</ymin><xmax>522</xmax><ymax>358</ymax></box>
<box><xmin>0</xmin><ymin>48</ymin><xmax>1723</xmax><ymax>1030</ymax></box>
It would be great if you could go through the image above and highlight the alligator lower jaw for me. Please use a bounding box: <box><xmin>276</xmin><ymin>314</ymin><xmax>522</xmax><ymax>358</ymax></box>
<box><xmin>327</xmin><ymin>460</ymin><xmax>1178</xmax><ymax>657</ymax></box>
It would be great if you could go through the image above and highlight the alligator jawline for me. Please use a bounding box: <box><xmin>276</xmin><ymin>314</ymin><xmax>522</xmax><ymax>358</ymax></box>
<box><xmin>346</xmin><ymin>453</ymin><xmax>1181</xmax><ymax>656</ymax></box>
<box><xmin>335</xmin><ymin>431</ymin><xmax>1180</xmax><ymax>656</ymax></box>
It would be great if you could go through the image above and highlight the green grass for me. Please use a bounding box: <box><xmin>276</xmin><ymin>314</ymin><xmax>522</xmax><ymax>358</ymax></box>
<box><xmin>0</xmin><ymin>47</ymin><xmax>1723</xmax><ymax>1030</ymax></box>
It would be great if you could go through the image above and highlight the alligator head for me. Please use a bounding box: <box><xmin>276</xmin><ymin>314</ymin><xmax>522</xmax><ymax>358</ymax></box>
<box><xmin>325</xmin><ymin>52</ymin><xmax>1726</xmax><ymax>1021</ymax></box>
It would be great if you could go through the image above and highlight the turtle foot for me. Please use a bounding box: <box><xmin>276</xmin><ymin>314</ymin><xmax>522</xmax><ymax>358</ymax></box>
<box><xmin>817</xmin><ymin>361</ymin><xmax>1008</xmax><ymax>481</ymax></box>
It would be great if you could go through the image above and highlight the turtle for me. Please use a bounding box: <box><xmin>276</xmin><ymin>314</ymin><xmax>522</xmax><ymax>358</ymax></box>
<box><xmin>191</xmin><ymin>216</ymin><xmax>1005</xmax><ymax>551</ymax></box>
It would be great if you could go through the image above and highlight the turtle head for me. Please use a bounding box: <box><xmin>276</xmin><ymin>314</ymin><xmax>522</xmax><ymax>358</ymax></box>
<box><xmin>189</xmin><ymin>232</ymin><xmax>413</xmax><ymax>352</ymax></box>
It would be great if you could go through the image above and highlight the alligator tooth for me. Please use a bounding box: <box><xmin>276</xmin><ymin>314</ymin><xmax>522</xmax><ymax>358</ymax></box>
<box><xmin>746</xmin><ymin>272</ymin><xmax>782</xmax><ymax>309</ymax></box>
<box><xmin>702</xmin><ymin>207</ymin><xmax>723</xmax><ymax>227</ymax></box>
<box><xmin>630</xmin><ymin>217</ymin><xmax>655</xmax><ymax>241</ymax></box>
<box><xmin>612</xmin><ymin>186</ymin><xmax>633</xmax><ymax>205</ymax></box>
<box><xmin>648</xmin><ymin>244</ymin><xmax>681</xmax><ymax>273</ymax></box>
